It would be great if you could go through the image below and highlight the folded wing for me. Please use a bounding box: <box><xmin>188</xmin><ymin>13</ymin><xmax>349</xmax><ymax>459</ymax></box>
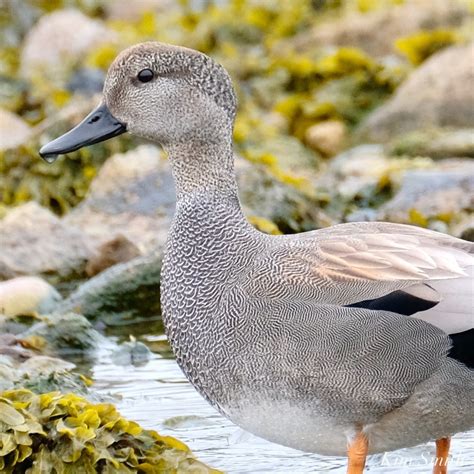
<box><xmin>241</xmin><ymin>222</ymin><xmax>473</xmax><ymax>335</ymax></box>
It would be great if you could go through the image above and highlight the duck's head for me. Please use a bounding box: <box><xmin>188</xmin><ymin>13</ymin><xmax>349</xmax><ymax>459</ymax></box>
<box><xmin>39</xmin><ymin>42</ymin><xmax>237</xmax><ymax>163</ymax></box>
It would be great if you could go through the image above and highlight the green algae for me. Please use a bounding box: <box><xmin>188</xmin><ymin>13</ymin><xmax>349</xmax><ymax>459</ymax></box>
<box><xmin>0</xmin><ymin>136</ymin><xmax>137</xmax><ymax>213</ymax></box>
<box><xmin>14</xmin><ymin>373</ymin><xmax>93</xmax><ymax>398</ymax></box>
<box><xmin>0</xmin><ymin>389</ymin><xmax>221</xmax><ymax>473</ymax></box>
<box><xmin>395</xmin><ymin>29</ymin><xmax>460</xmax><ymax>65</ymax></box>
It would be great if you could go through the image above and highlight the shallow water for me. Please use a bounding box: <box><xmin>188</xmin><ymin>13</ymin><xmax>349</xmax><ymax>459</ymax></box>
<box><xmin>85</xmin><ymin>325</ymin><xmax>474</xmax><ymax>473</ymax></box>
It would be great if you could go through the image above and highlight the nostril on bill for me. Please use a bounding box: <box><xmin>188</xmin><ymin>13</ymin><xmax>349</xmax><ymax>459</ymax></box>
<box><xmin>89</xmin><ymin>114</ymin><xmax>101</xmax><ymax>124</ymax></box>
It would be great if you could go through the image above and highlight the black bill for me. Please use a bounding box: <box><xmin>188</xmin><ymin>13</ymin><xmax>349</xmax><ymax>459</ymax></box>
<box><xmin>39</xmin><ymin>103</ymin><xmax>126</xmax><ymax>163</ymax></box>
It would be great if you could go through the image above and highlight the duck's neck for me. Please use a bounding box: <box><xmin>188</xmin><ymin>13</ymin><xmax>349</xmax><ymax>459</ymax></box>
<box><xmin>166</xmin><ymin>140</ymin><xmax>238</xmax><ymax>201</ymax></box>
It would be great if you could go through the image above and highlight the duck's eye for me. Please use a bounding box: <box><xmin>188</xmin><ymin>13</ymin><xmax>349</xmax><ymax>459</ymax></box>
<box><xmin>137</xmin><ymin>69</ymin><xmax>154</xmax><ymax>83</ymax></box>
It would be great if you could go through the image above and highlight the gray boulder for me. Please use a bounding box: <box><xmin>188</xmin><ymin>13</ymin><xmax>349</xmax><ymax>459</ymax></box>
<box><xmin>58</xmin><ymin>252</ymin><xmax>162</xmax><ymax>322</ymax></box>
<box><xmin>361</xmin><ymin>43</ymin><xmax>474</xmax><ymax>141</ymax></box>
<box><xmin>21</xmin><ymin>312</ymin><xmax>105</xmax><ymax>354</ymax></box>
<box><xmin>0</xmin><ymin>350</ymin><xmax>93</xmax><ymax>396</ymax></box>
<box><xmin>378</xmin><ymin>159</ymin><xmax>474</xmax><ymax>229</ymax></box>
<box><xmin>111</xmin><ymin>337</ymin><xmax>153</xmax><ymax>366</ymax></box>
<box><xmin>0</xmin><ymin>202</ymin><xmax>94</xmax><ymax>280</ymax></box>
<box><xmin>63</xmin><ymin>145</ymin><xmax>175</xmax><ymax>254</ymax></box>
<box><xmin>20</xmin><ymin>9</ymin><xmax>115</xmax><ymax>80</ymax></box>
<box><xmin>18</xmin><ymin>356</ymin><xmax>75</xmax><ymax>376</ymax></box>
<box><xmin>388</xmin><ymin>128</ymin><xmax>474</xmax><ymax>159</ymax></box>
<box><xmin>315</xmin><ymin>145</ymin><xmax>474</xmax><ymax>235</ymax></box>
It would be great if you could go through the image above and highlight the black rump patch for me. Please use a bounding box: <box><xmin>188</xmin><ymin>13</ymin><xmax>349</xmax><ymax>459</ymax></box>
<box><xmin>448</xmin><ymin>329</ymin><xmax>474</xmax><ymax>369</ymax></box>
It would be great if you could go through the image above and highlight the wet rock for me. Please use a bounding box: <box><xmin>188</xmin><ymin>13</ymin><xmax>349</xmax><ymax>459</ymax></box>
<box><xmin>17</xmin><ymin>371</ymin><xmax>93</xmax><ymax>396</ymax></box>
<box><xmin>86</xmin><ymin>234</ymin><xmax>142</xmax><ymax>277</ymax></box>
<box><xmin>21</xmin><ymin>312</ymin><xmax>104</xmax><ymax>354</ymax></box>
<box><xmin>290</xmin><ymin>0</ymin><xmax>467</xmax><ymax>58</ymax></box>
<box><xmin>0</xmin><ymin>314</ymin><xmax>29</xmax><ymax>336</ymax></box>
<box><xmin>0</xmin><ymin>350</ymin><xmax>93</xmax><ymax>395</ymax></box>
<box><xmin>388</xmin><ymin>128</ymin><xmax>474</xmax><ymax>159</ymax></box>
<box><xmin>141</xmin><ymin>333</ymin><xmax>172</xmax><ymax>357</ymax></box>
<box><xmin>411</xmin><ymin>129</ymin><xmax>474</xmax><ymax>158</ymax></box>
<box><xmin>0</xmin><ymin>336</ymin><xmax>34</xmax><ymax>361</ymax></box>
<box><xmin>0</xmin><ymin>202</ymin><xmax>94</xmax><ymax>279</ymax></box>
<box><xmin>20</xmin><ymin>9</ymin><xmax>115</xmax><ymax>78</ymax></box>
<box><xmin>19</xmin><ymin>355</ymin><xmax>75</xmax><ymax>376</ymax></box>
<box><xmin>0</xmin><ymin>356</ymin><xmax>18</xmax><ymax>391</ymax></box>
<box><xmin>378</xmin><ymin>159</ymin><xmax>474</xmax><ymax>226</ymax></box>
<box><xmin>0</xmin><ymin>276</ymin><xmax>62</xmax><ymax>317</ymax></box>
<box><xmin>0</xmin><ymin>108</ymin><xmax>31</xmax><ymax>150</ymax></box>
<box><xmin>63</xmin><ymin>145</ymin><xmax>174</xmax><ymax>253</ymax></box>
<box><xmin>361</xmin><ymin>43</ymin><xmax>474</xmax><ymax>142</ymax></box>
<box><xmin>305</xmin><ymin>120</ymin><xmax>347</xmax><ymax>157</ymax></box>
<box><xmin>58</xmin><ymin>252</ymin><xmax>162</xmax><ymax>323</ymax></box>
<box><xmin>14</xmin><ymin>370</ymin><xmax>92</xmax><ymax>396</ymax></box>
<box><xmin>323</xmin><ymin>147</ymin><xmax>473</xmax><ymax>233</ymax></box>
<box><xmin>111</xmin><ymin>337</ymin><xmax>152</xmax><ymax>366</ymax></box>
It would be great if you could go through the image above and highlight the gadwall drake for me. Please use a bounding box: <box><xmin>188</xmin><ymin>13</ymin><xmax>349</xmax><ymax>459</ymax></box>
<box><xmin>40</xmin><ymin>42</ymin><xmax>473</xmax><ymax>474</ymax></box>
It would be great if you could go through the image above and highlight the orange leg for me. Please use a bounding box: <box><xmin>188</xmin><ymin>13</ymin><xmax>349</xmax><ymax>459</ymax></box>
<box><xmin>433</xmin><ymin>437</ymin><xmax>450</xmax><ymax>474</ymax></box>
<box><xmin>347</xmin><ymin>432</ymin><xmax>368</xmax><ymax>474</ymax></box>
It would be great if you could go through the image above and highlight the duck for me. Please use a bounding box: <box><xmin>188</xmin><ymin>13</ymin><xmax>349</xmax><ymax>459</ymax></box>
<box><xmin>40</xmin><ymin>42</ymin><xmax>473</xmax><ymax>474</ymax></box>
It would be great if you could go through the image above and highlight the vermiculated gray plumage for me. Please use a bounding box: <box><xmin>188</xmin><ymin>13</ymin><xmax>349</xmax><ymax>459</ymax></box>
<box><xmin>160</xmin><ymin>185</ymin><xmax>473</xmax><ymax>454</ymax></box>
<box><xmin>41</xmin><ymin>41</ymin><xmax>474</xmax><ymax>458</ymax></box>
